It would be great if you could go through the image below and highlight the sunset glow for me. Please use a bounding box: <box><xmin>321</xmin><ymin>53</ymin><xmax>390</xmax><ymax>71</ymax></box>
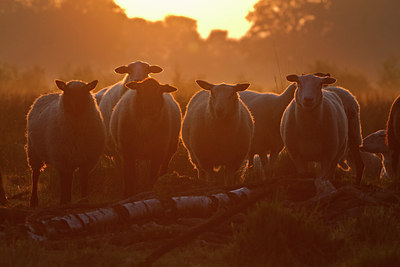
<box><xmin>113</xmin><ymin>0</ymin><xmax>258</xmax><ymax>39</ymax></box>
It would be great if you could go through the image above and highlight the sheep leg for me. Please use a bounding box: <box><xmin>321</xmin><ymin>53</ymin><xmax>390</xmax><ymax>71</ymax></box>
<box><xmin>122</xmin><ymin>157</ymin><xmax>137</xmax><ymax>197</ymax></box>
<box><xmin>77</xmin><ymin>167</ymin><xmax>91</xmax><ymax>199</ymax></box>
<box><xmin>59</xmin><ymin>170</ymin><xmax>73</xmax><ymax>205</ymax></box>
<box><xmin>30</xmin><ymin>167</ymin><xmax>41</xmax><ymax>207</ymax></box>
<box><xmin>349</xmin><ymin>143</ymin><xmax>364</xmax><ymax>185</ymax></box>
<box><xmin>293</xmin><ymin>158</ymin><xmax>308</xmax><ymax>177</ymax></box>
<box><xmin>197</xmin><ymin>167</ymin><xmax>211</xmax><ymax>182</ymax></box>
<box><xmin>315</xmin><ymin>160</ymin><xmax>337</xmax><ymax>196</ymax></box>
<box><xmin>268</xmin><ymin>150</ymin><xmax>280</xmax><ymax>177</ymax></box>
<box><xmin>146</xmin><ymin>158</ymin><xmax>162</xmax><ymax>191</ymax></box>
<box><xmin>248</xmin><ymin>152</ymin><xmax>255</xmax><ymax>167</ymax></box>
<box><xmin>261</xmin><ymin>154</ymin><xmax>271</xmax><ymax>178</ymax></box>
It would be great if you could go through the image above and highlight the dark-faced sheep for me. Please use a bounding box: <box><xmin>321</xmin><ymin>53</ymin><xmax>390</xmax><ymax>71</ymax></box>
<box><xmin>26</xmin><ymin>80</ymin><xmax>106</xmax><ymax>207</ymax></box>
<box><xmin>182</xmin><ymin>80</ymin><xmax>254</xmax><ymax>185</ymax></box>
<box><xmin>110</xmin><ymin>78</ymin><xmax>181</xmax><ymax>196</ymax></box>
<box><xmin>280</xmin><ymin>74</ymin><xmax>347</xmax><ymax>195</ymax></box>
<box><xmin>98</xmin><ymin>61</ymin><xmax>163</xmax><ymax>155</ymax></box>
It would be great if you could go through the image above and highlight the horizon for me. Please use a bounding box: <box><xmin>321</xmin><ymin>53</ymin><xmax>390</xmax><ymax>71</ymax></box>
<box><xmin>113</xmin><ymin>0</ymin><xmax>258</xmax><ymax>39</ymax></box>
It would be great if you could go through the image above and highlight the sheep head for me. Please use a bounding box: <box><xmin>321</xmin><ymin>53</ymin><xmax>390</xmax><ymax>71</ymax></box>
<box><xmin>56</xmin><ymin>79</ymin><xmax>98</xmax><ymax>115</ymax></box>
<box><xmin>287</xmin><ymin>74</ymin><xmax>336</xmax><ymax>110</ymax></box>
<box><xmin>115</xmin><ymin>61</ymin><xmax>163</xmax><ymax>82</ymax></box>
<box><xmin>360</xmin><ymin>130</ymin><xmax>389</xmax><ymax>153</ymax></box>
<box><xmin>196</xmin><ymin>80</ymin><xmax>250</xmax><ymax>120</ymax></box>
<box><xmin>125</xmin><ymin>77</ymin><xmax>177</xmax><ymax>117</ymax></box>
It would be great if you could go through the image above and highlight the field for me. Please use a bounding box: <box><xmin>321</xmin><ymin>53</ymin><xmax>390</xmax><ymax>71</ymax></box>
<box><xmin>1</xmin><ymin>66</ymin><xmax>400</xmax><ymax>266</ymax></box>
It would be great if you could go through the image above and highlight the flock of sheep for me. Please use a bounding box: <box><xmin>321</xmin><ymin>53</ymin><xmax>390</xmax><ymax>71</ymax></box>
<box><xmin>21</xmin><ymin>60</ymin><xmax>400</xmax><ymax>207</ymax></box>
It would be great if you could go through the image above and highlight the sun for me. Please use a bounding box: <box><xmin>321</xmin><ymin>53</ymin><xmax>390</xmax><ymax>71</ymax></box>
<box><xmin>113</xmin><ymin>0</ymin><xmax>258</xmax><ymax>39</ymax></box>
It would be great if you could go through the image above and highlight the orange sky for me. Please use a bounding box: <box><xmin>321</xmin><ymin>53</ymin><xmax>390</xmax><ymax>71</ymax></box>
<box><xmin>113</xmin><ymin>0</ymin><xmax>258</xmax><ymax>39</ymax></box>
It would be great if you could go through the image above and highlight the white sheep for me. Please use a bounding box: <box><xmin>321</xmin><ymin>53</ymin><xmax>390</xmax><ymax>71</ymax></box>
<box><xmin>280</xmin><ymin>74</ymin><xmax>347</xmax><ymax>195</ymax></box>
<box><xmin>313</xmin><ymin>72</ymin><xmax>365</xmax><ymax>184</ymax></box>
<box><xmin>182</xmin><ymin>80</ymin><xmax>254</xmax><ymax>185</ymax></box>
<box><xmin>386</xmin><ymin>94</ymin><xmax>400</xmax><ymax>179</ymax></box>
<box><xmin>110</xmin><ymin>78</ymin><xmax>181</xmax><ymax>196</ymax></box>
<box><xmin>347</xmin><ymin>151</ymin><xmax>383</xmax><ymax>180</ymax></box>
<box><xmin>98</xmin><ymin>61</ymin><xmax>163</xmax><ymax>155</ymax></box>
<box><xmin>94</xmin><ymin>87</ymin><xmax>108</xmax><ymax>104</ymax></box>
<box><xmin>26</xmin><ymin>80</ymin><xmax>106</xmax><ymax>207</ymax></box>
<box><xmin>239</xmin><ymin>82</ymin><xmax>297</xmax><ymax>177</ymax></box>
<box><xmin>361</xmin><ymin>130</ymin><xmax>392</xmax><ymax>180</ymax></box>
<box><xmin>0</xmin><ymin>169</ymin><xmax>6</xmax><ymax>204</ymax></box>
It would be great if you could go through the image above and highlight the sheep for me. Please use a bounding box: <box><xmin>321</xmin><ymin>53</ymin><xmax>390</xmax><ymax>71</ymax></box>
<box><xmin>360</xmin><ymin>130</ymin><xmax>392</xmax><ymax>180</ymax></box>
<box><xmin>280</xmin><ymin>74</ymin><xmax>347</xmax><ymax>195</ymax></box>
<box><xmin>239</xmin><ymin>82</ymin><xmax>297</xmax><ymax>177</ymax></box>
<box><xmin>347</xmin><ymin>151</ymin><xmax>383</xmax><ymax>180</ymax></box>
<box><xmin>314</xmin><ymin>72</ymin><xmax>365</xmax><ymax>185</ymax></box>
<box><xmin>26</xmin><ymin>80</ymin><xmax>106</xmax><ymax>207</ymax></box>
<box><xmin>386</xmin><ymin>94</ymin><xmax>400</xmax><ymax>179</ymax></box>
<box><xmin>98</xmin><ymin>61</ymin><xmax>163</xmax><ymax>155</ymax></box>
<box><xmin>110</xmin><ymin>78</ymin><xmax>181</xmax><ymax>196</ymax></box>
<box><xmin>94</xmin><ymin>87</ymin><xmax>108</xmax><ymax>104</ymax></box>
<box><xmin>0</xmin><ymin>169</ymin><xmax>6</xmax><ymax>204</ymax></box>
<box><xmin>182</xmin><ymin>80</ymin><xmax>254</xmax><ymax>185</ymax></box>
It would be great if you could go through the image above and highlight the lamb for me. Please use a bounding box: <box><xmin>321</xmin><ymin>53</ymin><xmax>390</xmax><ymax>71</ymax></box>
<box><xmin>239</xmin><ymin>82</ymin><xmax>297</xmax><ymax>177</ymax></box>
<box><xmin>26</xmin><ymin>80</ymin><xmax>106</xmax><ymax>207</ymax></box>
<box><xmin>98</xmin><ymin>61</ymin><xmax>163</xmax><ymax>155</ymax></box>
<box><xmin>182</xmin><ymin>80</ymin><xmax>254</xmax><ymax>185</ymax></box>
<box><xmin>280</xmin><ymin>74</ymin><xmax>347</xmax><ymax>195</ymax></box>
<box><xmin>110</xmin><ymin>78</ymin><xmax>181</xmax><ymax>196</ymax></box>
<box><xmin>386</xmin><ymin>94</ymin><xmax>400</xmax><ymax>179</ymax></box>
<box><xmin>360</xmin><ymin>130</ymin><xmax>392</xmax><ymax>180</ymax></box>
<box><xmin>314</xmin><ymin>72</ymin><xmax>365</xmax><ymax>185</ymax></box>
<box><xmin>348</xmin><ymin>151</ymin><xmax>383</xmax><ymax>180</ymax></box>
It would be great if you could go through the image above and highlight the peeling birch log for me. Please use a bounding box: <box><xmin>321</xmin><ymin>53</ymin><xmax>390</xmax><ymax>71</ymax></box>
<box><xmin>26</xmin><ymin>187</ymin><xmax>252</xmax><ymax>241</ymax></box>
<box><xmin>143</xmin><ymin>187</ymin><xmax>271</xmax><ymax>266</ymax></box>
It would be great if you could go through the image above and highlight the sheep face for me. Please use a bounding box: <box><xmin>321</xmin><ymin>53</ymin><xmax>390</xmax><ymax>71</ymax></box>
<box><xmin>126</xmin><ymin>78</ymin><xmax>177</xmax><ymax>117</ymax></box>
<box><xmin>360</xmin><ymin>130</ymin><xmax>389</xmax><ymax>154</ymax></box>
<box><xmin>196</xmin><ymin>80</ymin><xmax>250</xmax><ymax>120</ymax></box>
<box><xmin>115</xmin><ymin>61</ymin><xmax>163</xmax><ymax>82</ymax></box>
<box><xmin>287</xmin><ymin>74</ymin><xmax>336</xmax><ymax>110</ymax></box>
<box><xmin>55</xmin><ymin>80</ymin><xmax>98</xmax><ymax>116</ymax></box>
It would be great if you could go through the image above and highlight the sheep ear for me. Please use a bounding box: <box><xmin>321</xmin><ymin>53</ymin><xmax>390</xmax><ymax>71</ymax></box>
<box><xmin>149</xmin><ymin>65</ymin><xmax>163</xmax><ymax>74</ymax></box>
<box><xmin>286</xmin><ymin>74</ymin><xmax>299</xmax><ymax>82</ymax></box>
<box><xmin>125</xmin><ymin>81</ymin><xmax>140</xmax><ymax>90</ymax></box>
<box><xmin>115</xmin><ymin>66</ymin><xmax>130</xmax><ymax>74</ymax></box>
<box><xmin>234</xmin><ymin>83</ymin><xmax>250</xmax><ymax>92</ymax></box>
<box><xmin>86</xmin><ymin>80</ymin><xmax>98</xmax><ymax>92</ymax></box>
<box><xmin>196</xmin><ymin>80</ymin><xmax>214</xmax><ymax>91</ymax></box>
<box><xmin>322</xmin><ymin>77</ymin><xmax>336</xmax><ymax>85</ymax></box>
<box><xmin>55</xmin><ymin>80</ymin><xmax>67</xmax><ymax>91</ymax></box>
<box><xmin>162</xmin><ymin>84</ymin><xmax>177</xmax><ymax>93</ymax></box>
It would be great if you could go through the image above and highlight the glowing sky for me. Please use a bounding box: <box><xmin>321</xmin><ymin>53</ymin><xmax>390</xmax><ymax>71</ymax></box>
<box><xmin>113</xmin><ymin>0</ymin><xmax>258</xmax><ymax>39</ymax></box>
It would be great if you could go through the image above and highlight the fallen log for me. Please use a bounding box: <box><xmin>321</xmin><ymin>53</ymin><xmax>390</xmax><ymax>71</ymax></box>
<box><xmin>142</xmin><ymin>187</ymin><xmax>272</xmax><ymax>266</ymax></box>
<box><xmin>26</xmin><ymin>187</ymin><xmax>252</xmax><ymax>241</ymax></box>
